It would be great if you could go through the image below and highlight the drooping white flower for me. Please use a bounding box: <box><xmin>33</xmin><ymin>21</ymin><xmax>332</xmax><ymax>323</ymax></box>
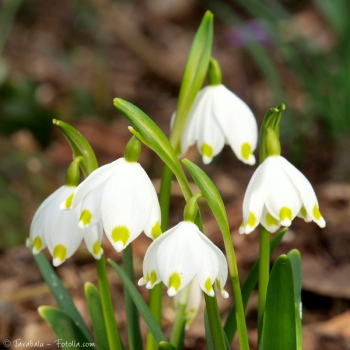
<box><xmin>61</xmin><ymin>158</ymin><xmax>161</xmax><ymax>252</ymax></box>
<box><xmin>239</xmin><ymin>155</ymin><xmax>326</xmax><ymax>234</ymax></box>
<box><xmin>174</xmin><ymin>278</ymin><xmax>202</xmax><ymax>330</ymax></box>
<box><xmin>28</xmin><ymin>185</ymin><xmax>103</xmax><ymax>266</ymax></box>
<box><xmin>178</xmin><ymin>84</ymin><xmax>258</xmax><ymax>165</ymax></box>
<box><xmin>138</xmin><ymin>221</ymin><xmax>229</xmax><ymax>298</ymax></box>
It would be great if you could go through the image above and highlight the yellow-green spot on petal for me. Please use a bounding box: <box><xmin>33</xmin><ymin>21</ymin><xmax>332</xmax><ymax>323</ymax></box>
<box><xmin>215</xmin><ymin>279</ymin><xmax>222</xmax><ymax>290</ymax></box>
<box><xmin>280</xmin><ymin>207</ymin><xmax>292</xmax><ymax>222</ymax></box>
<box><xmin>241</xmin><ymin>142</ymin><xmax>252</xmax><ymax>160</ymax></box>
<box><xmin>80</xmin><ymin>210</ymin><xmax>92</xmax><ymax>226</ymax></box>
<box><xmin>53</xmin><ymin>244</ymin><xmax>67</xmax><ymax>262</ymax></box>
<box><xmin>247</xmin><ymin>211</ymin><xmax>256</xmax><ymax>227</ymax></box>
<box><xmin>149</xmin><ymin>270</ymin><xmax>158</xmax><ymax>285</ymax></box>
<box><xmin>313</xmin><ymin>204</ymin><xmax>322</xmax><ymax>220</ymax></box>
<box><xmin>65</xmin><ymin>193</ymin><xmax>74</xmax><ymax>209</ymax></box>
<box><xmin>145</xmin><ymin>272</ymin><xmax>150</xmax><ymax>281</ymax></box>
<box><xmin>169</xmin><ymin>272</ymin><xmax>181</xmax><ymax>292</ymax></box>
<box><xmin>92</xmin><ymin>240</ymin><xmax>102</xmax><ymax>256</ymax></box>
<box><xmin>205</xmin><ymin>278</ymin><xmax>213</xmax><ymax>293</ymax></box>
<box><xmin>151</xmin><ymin>221</ymin><xmax>162</xmax><ymax>239</ymax></box>
<box><xmin>266</xmin><ymin>213</ymin><xmax>279</xmax><ymax>227</ymax></box>
<box><xmin>300</xmin><ymin>206</ymin><xmax>307</xmax><ymax>218</ymax></box>
<box><xmin>33</xmin><ymin>236</ymin><xmax>42</xmax><ymax>251</ymax></box>
<box><xmin>111</xmin><ymin>226</ymin><xmax>130</xmax><ymax>246</ymax></box>
<box><xmin>201</xmin><ymin>143</ymin><xmax>213</xmax><ymax>158</ymax></box>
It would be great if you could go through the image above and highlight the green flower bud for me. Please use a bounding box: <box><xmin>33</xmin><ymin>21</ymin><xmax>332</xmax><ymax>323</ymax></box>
<box><xmin>207</xmin><ymin>57</ymin><xmax>222</xmax><ymax>86</ymax></box>
<box><xmin>65</xmin><ymin>156</ymin><xmax>84</xmax><ymax>186</ymax></box>
<box><xmin>124</xmin><ymin>136</ymin><xmax>141</xmax><ymax>162</ymax></box>
<box><xmin>183</xmin><ymin>193</ymin><xmax>202</xmax><ymax>222</ymax></box>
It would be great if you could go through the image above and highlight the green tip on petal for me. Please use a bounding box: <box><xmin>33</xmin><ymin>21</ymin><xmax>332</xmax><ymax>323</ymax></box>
<box><xmin>247</xmin><ymin>211</ymin><xmax>257</xmax><ymax>227</ymax></box>
<box><xmin>53</xmin><ymin>244</ymin><xmax>67</xmax><ymax>266</ymax></box>
<box><xmin>201</xmin><ymin>143</ymin><xmax>213</xmax><ymax>159</ymax></box>
<box><xmin>112</xmin><ymin>226</ymin><xmax>130</xmax><ymax>251</ymax></box>
<box><xmin>280</xmin><ymin>207</ymin><xmax>292</xmax><ymax>225</ymax></box>
<box><xmin>64</xmin><ymin>193</ymin><xmax>74</xmax><ymax>209</ymax></box>
<box><xmin>266</xmin><ymin>213</ymin><xmax>279</xmax><ymax>227</ymax></box>
<box><xmin>205</xmin><ymin>277</ymin><xmax>214</xmax><ymax>295</ymax></box>
<box><xmin>33</xmin><ymin>236</ymin><xmax>43</xmax><ymax>252</ymax></box>
<box><xmin>92</xmin><ymin>240</ymin><xmax>102</xmax><ymax>258</ymax></box>
<box><xmin>149</xmin><ymin>270</ymin><xmax>158</xmax><ymax>285</ymax></box>
<box><xmin>79</xmin><ymin>210</ymin><xmax>92</xmax><ymax>228</ymax></box>
<box><xmin>312</xmin><ymin>204</ymin><xmax>322</xmax><ymax>220</ymax></box>
<box><xmin>168</xmin><ymin>272</ymin><xmax>181</xmax><ymax>295</ymax></box>
<box><xmin>300</xmin><ymin>206</ymin><xmax>307</xmax><ymax>219</ymax></box>
<box><xmin>241</xmin><ymin>142</ymin><xmax>252</xmax><ymax>161</ymax></box>
<box><xmin>151</xmin><ymin>221</ymin><xmax>162</xmax><ymax>239</ymax></box>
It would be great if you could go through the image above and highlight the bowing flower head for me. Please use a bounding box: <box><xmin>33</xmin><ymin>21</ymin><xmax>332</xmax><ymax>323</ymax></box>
<box><xmin>27</xmin><ymin>158</ymin><xmax>103</xmax><ymax>266</ymax></box>
<box><xmin>138</xmin><ymin>221</ymin><xmax>229</xmax><ymax>298</ymax></box>
<box><xmin>61</xmin><ymin>137</ymin><xmax>161</xmax><ymax>252</ymax></box>
<box><xmin>176</xmin><ymin>58</ymin><xmax>258</xmax><ymax>165</ymax></box>
<box><xmin>239</xmin><ymin>129</ymin><xmax>326</xmax><ymax>234</ymax></box>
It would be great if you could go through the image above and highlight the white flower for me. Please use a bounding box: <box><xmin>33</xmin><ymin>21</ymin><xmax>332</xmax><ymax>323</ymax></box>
<box><xmin>138</xmin><ymin>221</ymin><xmax>229</xmax><ymax>298</ymax></box>
<box><xmin>61</xmin><ymin>158</ymin><xmax>161</xmax><ymax>252</ymax></box>
<box><xmin>28</xmin><ymin>185</ymin><xmax>103</xmax><ymax>266</ymax></box>
<box><xmin>174</xmin><ymin>278</ymin><xmax>202</xmax><ymax>330</ymax></box>
<box><xmin>178</xmin><ymin>84</ymin><xmax>258</xmax><ymax>165</ymax></box>
<box><xmin>239</xmin><ymin>155</ymin><xmax>326</xmax><ymax>234</ymax></box>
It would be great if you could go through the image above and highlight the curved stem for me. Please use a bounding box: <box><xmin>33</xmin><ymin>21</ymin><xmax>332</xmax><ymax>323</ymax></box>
<box><xmin>258</xmin><ymin>226</ymin><xmax>270</xmax><ymax>344</ymax></box>
<box><xmin>96</xmin><ymin>256</ymin><xmax>123</xmax><ymax>350</ymax></box>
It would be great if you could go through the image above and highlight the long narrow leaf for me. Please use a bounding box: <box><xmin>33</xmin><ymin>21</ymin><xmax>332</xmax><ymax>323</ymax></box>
<box><xmin>38</xmin><ymin>306</ymin><xmax>95</xmax><ymax>349</ymax></box>
<box><xmin>53</xmin><ymin>119</ymin><xmax>98</xmax><ymax>176</ymax></box>
<box><xmin>33</xmin><ymin>252</ymin><xmax>93</xmax><ymax>342</ymax></box>
<box><xmin>84</xmin><ymin>282</ymin><xmax>109</xmax><ymax>349</ymax></box>
<box><xmin>108</xmin><ymin>259</ymin><xmax>167</xmax><ymax>344</ymax></box>
<box><xmin>261</xmin><ymin>255</ymin><xmax>296</xmax><ymax>350</ymax></box>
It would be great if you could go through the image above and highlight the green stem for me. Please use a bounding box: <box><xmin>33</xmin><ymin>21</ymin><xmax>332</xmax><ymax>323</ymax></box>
<box><xmin>258</xmin><ymin>226</ymin><xmax>270</xmax><ymax>344</ymax></box>
<box><xmin>159</xmin><ymin>165</ymin><xmax>173</xmax><ymax>230</ymax></box>
<box><xmin>123</xmin><ymin>245</ymin><xmax>142</xmax><ymax>350</ymax></box>
<box><xmin>204</xmin><ymin>294</ymin><xmax>227</xmax><ymax>349</ymax></box>
<box><xmin>96</xmin><ymin>256</ymin><xmax>123</xmax><ymax>350</ymax></box>
<box><xmin>170</xmin><ymin>303</ymin><xmax>186</xmax><ymax>349</ymax></box>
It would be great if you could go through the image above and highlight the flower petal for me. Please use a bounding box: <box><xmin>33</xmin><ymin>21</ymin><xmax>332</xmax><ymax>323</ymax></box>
<box><xmin>101</xmin><ymin>161</ymin><xmax>153</xmax><ymax>252</ymax></box>
<box><xmin>279</xmin><ymin>157</ymin><xmax>326</xmax><ymax>228</ymax></box>
<box><xmin>83</xmin><ymin>222</ymin><xmax>104</xmax><ymax>259</ymax></box>
<box><xmin>78</xmin><ymin>186</ymin><xmax>103</xmax><ymax>229</ymax></box>
<box><xmin>212</xmin><ymin>85</ymin><xmax>258</xmax><ymax>165</ymax></box>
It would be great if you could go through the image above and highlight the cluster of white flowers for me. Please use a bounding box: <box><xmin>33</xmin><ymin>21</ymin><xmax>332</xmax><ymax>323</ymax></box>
<box><xmin>28</xmin><ymin>79</ymin><xmax>325</xmax><ymax>322</ymax></box>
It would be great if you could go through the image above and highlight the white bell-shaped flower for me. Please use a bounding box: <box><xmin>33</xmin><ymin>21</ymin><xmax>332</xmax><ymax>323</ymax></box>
<box><xmin>178</xmin><ymin>84</ymin><xmax>258</xmax><ymax>165</ymax></box>
<box><xmin>61</xmin><ymin>158</ymin><xmax>161</xmax><ymax>252</ymax></box>
<box><xmin>239</xmin><ymin>155</ymin><xmax>326</xmax><ymax>234</ymax></box>
<box><xmin>138</xmin><ymin>221</ymin><xmax>229</xmax><ymax>298</ymax></box>
<box><xmin>28</xmin><ymin>185</ymin><xmax>103</xmax><ymax>266</ymax></box>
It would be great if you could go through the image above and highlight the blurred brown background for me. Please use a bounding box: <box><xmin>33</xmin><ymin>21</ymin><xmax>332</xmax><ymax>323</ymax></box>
<box><xmin>0</xmin><ymin>0</ymin><xmax>350</xmax><ymax>349</ymax></box>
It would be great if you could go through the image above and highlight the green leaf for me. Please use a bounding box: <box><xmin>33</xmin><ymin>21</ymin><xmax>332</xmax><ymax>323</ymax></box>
<box><xmin>33</xmin><ymin>252</ymin><xmax>93</xmax><ymax>343</ymax></box>
<box><xmin>288</xmin><ymin>249</ymin><xmax>303</xmax><ymax>350</ymax></box>
<box><xmin>108</xmin><ymin>259</ymin><xmax>167</xmax><ymax>343</ymax></box>
<box><xmin>84</xmin><ymin>282</ymin><xmax>109</xmax><ymax>349</ymax></box>
<box><xmin>204</xmin><ymin>308</ymin><xmax>215</xmax><ymax>350</ymax></box>
<box><xmin>113</xmin><ymin>99</ymin><xmax>193</xmax><ymax>202</ymax></box>
<box><xmin>170</xmin><ymin>10</ymin><xmax>214</xmax><ymax>151</ymax></box>
<box><xmin>158</xmin><ymin>341</ymin><xmax>177</xmax><ymax>350</ymax></box>
<box><xmin>261</xmin><ymin>255</ymin><xmax>297</xmax><ymax>350</ymax></box>
<box><xmin>53</xmin><ymin>119</ymin><xmax>98</xmax><ymax>177</ymax></box>
<box><xmin>123</xmin><ymin>245</ymin><xmax>143</xmax><ymax>350</ymax></box>
<box><xmin>223</xmin><ymin>228</ymin><xmax>288</xmax><ymax>343</ymax></box>
<box><xmin>38</xmin><ymin>306</ymin><xmax>95</xmax><ymax>349</ymax></box>
<box><xmin>259</xmin><ymin>104</ymin><xmax>285</xmax><ymax>163</ymax></box>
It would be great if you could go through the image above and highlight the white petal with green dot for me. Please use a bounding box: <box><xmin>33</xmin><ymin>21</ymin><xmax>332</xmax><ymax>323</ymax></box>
<box><xmin>212</xmin><ymin>85</ymin><xmax>258</xmax><ymax>165</ymax></box>
<box><xmin>101</xmin><ymin>159</ymin><xmax>159</xmax><ymax>251</ymax></box>
<box><xmin>83</xmin><ymin>222</ymin><xmax>104</xmax><ymax>259</ymax></box>
<box><xmin>260</xmin><ymin>206</ymin><xmax>281</xmax><ymax>233</ymax></box>
<box><xmin>78</xmin><ymin>187</ymin><xmax>103</xmax><ymax>228</ymax></box>
<box><xmin>44</xmin><ymin>186</ymin><xmax>85</xmax><ymax>265</ymax></box>
<box><xmin>279</xmin><ymin>156</ymin><xmax>326</xmax><ymax>228</ymax></box>
<box><xmin>143</xmin><ymin>181</ymin><xmax>162</xmax><ymax>240</ymax></box>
